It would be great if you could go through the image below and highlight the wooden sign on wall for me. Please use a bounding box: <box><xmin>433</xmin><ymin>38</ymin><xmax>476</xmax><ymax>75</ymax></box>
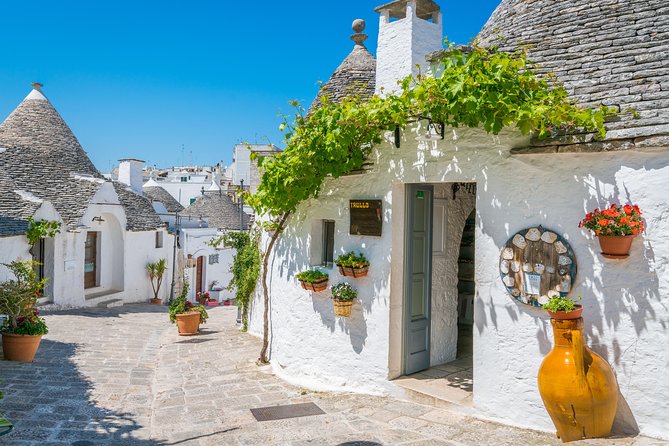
<box><xmin>350</xmin><ymin>200</ymin><xmax>382</xmax><ymax>236</ymax></box>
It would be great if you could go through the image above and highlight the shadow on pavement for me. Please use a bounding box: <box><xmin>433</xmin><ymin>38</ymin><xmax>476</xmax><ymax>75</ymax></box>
<box><xmin>0</xmin><ymin>339</ymin><xmax>160</xmax><ymax>444</ymax></box>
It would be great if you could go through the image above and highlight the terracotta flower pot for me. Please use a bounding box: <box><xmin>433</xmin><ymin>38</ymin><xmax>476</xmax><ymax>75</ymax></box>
<box><xmin>175</xmin><ymin>312</ymin><xmax>200</xmax><ymax>336</ymax></box>
<box><xmin>338</xmin><ymin>265</ymin><xmax>369</xmax><ymax>278</ymax></box>
<box><xmin>300</xmin><ymin>278</ymin><xmax>329</xmax><ymax>292</ymax></box>
<box><xmin>333</xmin><ymin>299</ymin><xmax>353</xmax><ymax>317</ymax></box>
<box><xmin>206</xmin><ymin>300</ymin><xmax>219</xmax><ymax>307</ymax></box>
<box><xmin>546</xmin><ymin>304</ymin><xmax>583</xmax><ymax>321</ymax></box>
<box><xmin>150</xmin><ymin>298</ymin><xmax>162</xmax><ymax>305</ymax></box>
<box><xmin>2</xmin><ymin>333</ymin><xmax>43</xmax><ymax>362</ymax></box>
<box><xmin>597</xmin><ymin>235</ymin><xmax>635</xmax><ymax>258</ymax></box>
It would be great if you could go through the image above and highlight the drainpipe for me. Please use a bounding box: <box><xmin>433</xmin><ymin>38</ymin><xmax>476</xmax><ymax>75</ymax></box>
<box><xmin>169</xmin><ymin>211</ymin><xmax>180</xmax><ymax>303</ymax></box>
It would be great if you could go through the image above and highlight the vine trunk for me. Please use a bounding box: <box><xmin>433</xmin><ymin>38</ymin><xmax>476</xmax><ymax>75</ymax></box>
<box><xmin>258</xmin><ymin>212</ymin><xmax>290</xmax><ymax>364</ymax></box>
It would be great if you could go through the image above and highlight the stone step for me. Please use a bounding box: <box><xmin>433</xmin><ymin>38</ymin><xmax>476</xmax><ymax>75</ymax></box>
<box><xmin>96</xmin><ymin>299</ymin><xmax>123</xmax><ymax>309</ymax></box>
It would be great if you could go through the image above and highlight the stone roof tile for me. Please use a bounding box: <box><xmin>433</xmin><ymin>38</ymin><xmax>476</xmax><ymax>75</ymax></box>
<box><xmin>182</xmin><ymin>191</ymin><xmax>250</xmax><ymax>231</ymax></box>
<box><xmin>143</xmin><ymin>186</ymin><xmax>185</xmax><ymax>213</ymax></box>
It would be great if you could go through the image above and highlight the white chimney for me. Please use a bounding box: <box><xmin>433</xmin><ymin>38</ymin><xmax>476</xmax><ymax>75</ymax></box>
<box><xmin>375</xmin><ymin>0</ymin><xmax>443</xmax><ymax>96</ymax></box>
<box><xmin>118</xmin><ymin>158</ymin><xmax>144</xmax><ymax>194</ymax></box>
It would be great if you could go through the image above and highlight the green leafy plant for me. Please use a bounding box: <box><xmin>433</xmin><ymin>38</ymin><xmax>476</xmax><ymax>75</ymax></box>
<box><xmin>168</xmin><ymin>279</ymin><xmax>209</xmax><ymax>324</ymax></box>
<box><xmin>331</xmin><ymin>283</ymin><xmax>357</xmax><ymax>301</ymax></box>
<box><xmin>543</xmin><ymin>294</ymin><xmax>582</xmax><ymax>313</ymax></box>
<box><xmin>209</xmin><ymin>231</ymin><xmax>261</xmax><ymax>332</ymax></box>
<box><xmin>334</xmin><ymin>252</ymin><xmax>369</xmax><ymax>269</ymax></box>
<box><xmin>0</xmin><ymin>260</ymin><xmax>48</xmax><ymax>335</ymax></box>
<box><xmin>146</xmin><ymin>259</ymin><xmax>167</xmax><ymax>301</ymax></box>
<box><xmin>26</xmin><ymin>218</ymin><xmax>61</xmax><ymax>246</ymax></box>
<box><xmin>296</xmin><ymin>270</ymin><xmax>329</xmax><ymax>283</ymax></box>
<box><xmin>246</xmin><ymin>41</ymin><xmax>618</xmax><ymax>364</ymax></box>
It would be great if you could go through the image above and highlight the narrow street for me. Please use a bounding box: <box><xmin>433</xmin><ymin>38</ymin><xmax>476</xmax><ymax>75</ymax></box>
<box><xmin>0</xmin><ymin>305</ymin><xmax>657</xmax><ymax>445</ymax></box>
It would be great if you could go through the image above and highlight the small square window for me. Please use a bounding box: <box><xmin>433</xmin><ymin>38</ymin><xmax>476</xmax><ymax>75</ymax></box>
<box><xmin>155</xmin><ymin>231</ymin><xmax>163</xmax><ymax>248</ymax></box>
<box><xmin>208</xmin><ymin>254</ymin><xmax>219</xmax><ymax>265</ymax></box>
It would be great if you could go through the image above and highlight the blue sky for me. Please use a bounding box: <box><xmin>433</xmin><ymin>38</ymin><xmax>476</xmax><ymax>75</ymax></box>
<box><xmin>0</xmin><ymin>1</ymin><xmax>500</xmax><ymax>172</ymax></box>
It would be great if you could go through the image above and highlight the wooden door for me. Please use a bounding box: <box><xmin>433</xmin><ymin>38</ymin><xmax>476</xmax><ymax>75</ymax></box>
<box><xmin>84</xmin><ymin>232</ymin><xmax>98</xmax><ymax>289</ymax></box>
<box><xmin>404</xmin><ymin>185</ymin><xmax>434</xmax><ymax>375</ymax></box>
<box><xmin>196</xmin><ymin>256</ymin><xmax>204</xmax><ymax>295</ymax></box>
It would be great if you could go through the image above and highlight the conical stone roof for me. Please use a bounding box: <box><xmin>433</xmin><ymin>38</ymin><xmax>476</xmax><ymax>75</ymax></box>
<box><xmin>0</xmin><ymin>87</ymin><xmax>163</xmax><ymax>231</ymax></box>
<box><xmin>309</xmin><ymin>21</ymin><xmax>376</xmax><ymax>113</ymax></box>
<box><xmin>477</xmin><ymin>0</ymin><xmax>669</xmax><ymax>151</ymax></box>
<box><xmin>183</xmin><ymin>191</ymin><xmax>251</xmax><ymax>231</ymax></box>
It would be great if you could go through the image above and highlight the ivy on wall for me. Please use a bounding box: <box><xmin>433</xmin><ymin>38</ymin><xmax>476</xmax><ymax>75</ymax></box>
<box><xmin>246</xmin><ymin>43</ymin><xmax>619</xmax><ymax>364</ymax></box>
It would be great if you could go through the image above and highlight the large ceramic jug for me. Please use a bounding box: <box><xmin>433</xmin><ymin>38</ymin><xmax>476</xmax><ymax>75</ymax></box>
<box><xmin>537</xmin><ymin>318</ymin><xmax>619</xmax><ymax>442</ymax></box>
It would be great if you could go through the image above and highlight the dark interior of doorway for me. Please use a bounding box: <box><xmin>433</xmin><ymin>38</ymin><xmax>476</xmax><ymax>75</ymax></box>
<box><xmin>456</xmin><ymin>210</ymin><xmax>475</xmax><ymax>365</ymax></box>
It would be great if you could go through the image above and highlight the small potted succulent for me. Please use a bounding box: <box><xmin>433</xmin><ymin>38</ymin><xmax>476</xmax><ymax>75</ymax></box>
<box><xmin>169</xmin><ymin>281</ymin><xmax>209</xmax><ymax>336</ymax></box>
<box><xmin>543</xmin><ymin>294</ymin><xmax>582</xmax><ymax>320</ymax></box>
<box><xmin>331</xmin><ymin>282</ymin><xmax>357</xmax><ymax>317</ymax></box>
<box><xmin>296</xmin><ymin>270</ymin><xmax>329</xmax><ymax>292</ymax></box>
<box><xmin>335</xmin><ymin>252</ymin><xmax>370</xmax><ymax>278</ymax></box>
<box><xmin>0</xmin><ymin>260</ymin><xmax>49</xmax><ymax>362</ymax></box>
<box><xmin>579</xmin><ymin>203</ymin><xmax>644</xmax><ymax>258</ymax></box>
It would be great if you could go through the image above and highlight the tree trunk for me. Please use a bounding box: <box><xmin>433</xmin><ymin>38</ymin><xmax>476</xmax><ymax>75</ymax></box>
<box><xmin>258</xmin><ymin>212</ymin><xmax>290</xmax><ymax>364</ymax></box>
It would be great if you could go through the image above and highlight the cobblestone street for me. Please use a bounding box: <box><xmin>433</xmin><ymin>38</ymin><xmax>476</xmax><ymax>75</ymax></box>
<box><xmin>0</xmin><ymin>305</ymin><xmax>660</xmax><ymax>445</ymax></box>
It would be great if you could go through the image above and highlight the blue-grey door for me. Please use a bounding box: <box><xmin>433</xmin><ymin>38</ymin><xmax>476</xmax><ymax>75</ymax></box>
<box><xmin>404</xmin><ymin>184</ymin><xmax>433</xmax><ymax>375</ymax></box>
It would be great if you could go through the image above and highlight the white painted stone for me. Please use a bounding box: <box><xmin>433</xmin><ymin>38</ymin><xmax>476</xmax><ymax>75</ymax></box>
<box><xmin>249</xmin><ymin>125</ymin><xmax>669</xmax><ymax>440</ymax></box>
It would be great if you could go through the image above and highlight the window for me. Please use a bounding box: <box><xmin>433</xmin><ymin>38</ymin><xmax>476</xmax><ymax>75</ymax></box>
<box><xmin>208</xmin><ymin>254</ymin><xmax>219</xmax><ymax>265</ymax></box>
<box><xmin>322</xmin><ymin>220</ymin><xmax>335</xmax><ymax>266</ymax></box>
<box><xmin>155</xmin><ymin>231</ymin><xmax>163</xmax><ymax>248</ymax></box>
<box><xmin>189</xmin><ymin>198</ymin><xmax>197</xmax><ymax>205</ymax></box>
<box><xmin>181</xmin><ymin>177</ymin><xmax>188</xmax><ymax>182</ymax></box>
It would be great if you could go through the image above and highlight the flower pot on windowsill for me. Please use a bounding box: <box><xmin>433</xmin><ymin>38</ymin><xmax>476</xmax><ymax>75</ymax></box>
<box><xmin>299</xmin><ymin>278</ymin><xmax>329</xmax><ymax>292</ymax></box>
<box><xmin>337</xmin><ymin>265</ymin><xmax>369</xmax><ymax>278</ymax></box>
<box><xmin>597</xmin><ymin>235</ymin><xmax>636</xmax><ymax>259</ymax></box>
<box><xmin>546</xmin><ymin>304</ymin><xmax>583</xmax><ymax>321</ymax></box>
<box><xmin>1</xmin><ymin>333</ymin><xmax>43</xmax><ymax>362</ymax></box>
<box><xmin>175</xmin><ymin>312</ymin><xmax>200</xmax><ymax>336</ymax></box>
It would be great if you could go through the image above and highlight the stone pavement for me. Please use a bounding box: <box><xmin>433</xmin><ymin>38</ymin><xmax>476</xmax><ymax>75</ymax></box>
<box><xmin>0</xmin><ymin>305</ymin><xmax>662</xmax><ymax>446</ymax></box>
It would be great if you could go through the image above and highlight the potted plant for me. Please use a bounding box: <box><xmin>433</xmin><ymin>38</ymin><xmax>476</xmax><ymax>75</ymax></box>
<box><xmin>543</xmin><ymin>294</ymin><xmax>582</xmax><ymax>320</ymax></box>
<box><xmin>331</xmin><ymin>282</ymin><xmax>357</xmax><ymax>317</ymax></box>
<box><xmin>169</xmin><ymin>281</ymin><xmax>209</xmax><ymax>336</ymax></box>
<box><xmin>335</xmin><ymin>252</ymin><xmax>370</xmax><ymax>278</ymax></box>
<box><xmin>0</xmin><ymin>260</ymin><xmax>49</xmax><ymax>362</ymax></box>
<box><xmin>579</xmin><ymin>203</ymin><xmax>644</xmax><ymax>258</ymax></box>
<box><xmin>197</xmin><ymin>291</ymin><xmax>218</xmax><ymax>307</ymax></box>
<box><xmin>146</xmin><ymin>259</ymin><xmax>167</xmax><ymax>304</ymax></box>
<box><xmin>296</xmin><ymin>270</ymin><xmax>329</xmax><ymax>292</ymax></box>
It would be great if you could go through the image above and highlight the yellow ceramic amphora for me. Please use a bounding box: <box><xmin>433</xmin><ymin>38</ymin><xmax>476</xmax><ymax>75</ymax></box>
<box><xmin>537</xmin><ymin>318</ymin><xmax>619</xmax><ymax>442</ymax></box>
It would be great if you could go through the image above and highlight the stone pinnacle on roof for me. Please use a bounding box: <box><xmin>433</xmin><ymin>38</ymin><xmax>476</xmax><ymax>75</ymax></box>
<box><xmin>308</xmin><ymin>19</ymin><xmax>377</xmax><ymax>113</ymax></box>
<box><xmin>351</xmin><ymin>19</ymin><xmax>368</xmax><ymax>45</ymax></box>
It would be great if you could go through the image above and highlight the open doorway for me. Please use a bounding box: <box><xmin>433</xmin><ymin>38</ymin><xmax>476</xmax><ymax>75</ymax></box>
<box><xmin>396</xmin><ymin>182</ymin><xmax>476</xmax><ymax>406</ymax></box>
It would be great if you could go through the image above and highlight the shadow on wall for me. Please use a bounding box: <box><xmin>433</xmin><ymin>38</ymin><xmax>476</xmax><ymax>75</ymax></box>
<box><xmin>265</xmin><ymin>182</ymin><xmax>392</xmax><ymax>357</ymax></box>
<box><xmin>0</xmin><ymin>339</ymin><xmax>159</xmax><ymax>444</ymax></box>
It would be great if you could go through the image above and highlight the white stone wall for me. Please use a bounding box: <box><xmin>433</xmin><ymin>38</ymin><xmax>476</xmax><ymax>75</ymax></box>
<box><xmin>123</xmin><ymin>229</ymin><xmax>174</xmax><ymax>303</ymax></box>
<box><xmin>181</xmin><ymin>228</ymin><xmax>235</xmax><ymax>302</ymax></box>
<box><xmin>249</xmin><ymin>124</ymin><xmax>669</xmax><ymax>439</ymax></box>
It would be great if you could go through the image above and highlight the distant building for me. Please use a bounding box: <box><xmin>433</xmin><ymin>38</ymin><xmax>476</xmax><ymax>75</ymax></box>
<box><xmin>231</xmin><ymin>144</ymin><xmax>281</xmax><ymax>186</ymax></box>
<box><xmin>0</xmin><ymin>85</ymin><xmax>173</xmax><ymax>308</ymax></box>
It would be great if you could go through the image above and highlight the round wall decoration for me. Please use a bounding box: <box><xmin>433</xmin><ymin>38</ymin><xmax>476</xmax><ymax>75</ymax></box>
<box><xmin>499</xmin><ymin>226</ymin><xmax>577</xmax><ymax>307</ymax></box>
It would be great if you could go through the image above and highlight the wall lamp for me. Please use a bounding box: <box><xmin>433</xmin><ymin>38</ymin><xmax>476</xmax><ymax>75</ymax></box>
<box><xmin>92</xmin><ymin>216</ymin><xmax>105</xmax><ymax>223</ymax></box>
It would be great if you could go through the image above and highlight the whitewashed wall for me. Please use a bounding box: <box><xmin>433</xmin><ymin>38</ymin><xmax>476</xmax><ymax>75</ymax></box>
<box><xmin>0</xmin><ymin>236</ymin><xmax>31</xmax><ymax>281</ymax></box>
<box><xmin>249</xmin><ymin>124</ymin><xmax>669</xmax><ymax>440</ymax></box>
<box><xmin>181</xmin><ymin>228</ymin><xmax>235</xmax><ymax>302</ymax></box>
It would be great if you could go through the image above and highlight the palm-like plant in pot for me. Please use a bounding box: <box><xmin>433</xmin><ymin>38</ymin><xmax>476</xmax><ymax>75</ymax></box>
<box><xmin>0</xmin><ymin>260</ymin><xmax>48</xmax><ymax>362</ymax></box>
<box><xmin>146</xmin><ymin>259</ymin><xmax>167</xmax><ymax>304</ymax></box>
<box><xmin>331</xmin><ymin>282</ymin><xmax>357</xmax><ymax>317</ymax></box>
<box><xmin>169</xmin><ymin>280</ymin><xmax>209</xmax><ymax>336</ymax></box>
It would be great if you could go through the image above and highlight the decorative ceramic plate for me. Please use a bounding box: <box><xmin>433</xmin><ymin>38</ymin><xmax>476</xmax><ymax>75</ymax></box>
<box><xmin>499</xmin><ymin>226</ymin><xmax>577</xmax><ymax>307</ymax></box>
